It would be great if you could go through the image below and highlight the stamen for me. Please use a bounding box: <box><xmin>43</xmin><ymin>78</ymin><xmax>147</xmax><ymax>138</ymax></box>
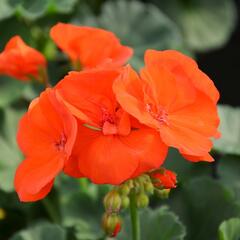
<box><xmin>145</xmin><ymin>103</ymin><xmax>168</xmax><ymax>125</ymax></box>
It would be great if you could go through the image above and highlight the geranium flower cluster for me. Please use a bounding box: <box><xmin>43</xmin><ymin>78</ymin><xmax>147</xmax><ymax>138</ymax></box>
<box><xmin>0</xmin><ymin>23</ymin><xmax>220</xmax><ymax>202</ymax></box>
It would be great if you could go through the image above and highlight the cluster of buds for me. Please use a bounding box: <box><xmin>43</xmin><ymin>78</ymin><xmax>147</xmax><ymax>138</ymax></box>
<box><xmin>102</xmin><ymin>168</ymin><xmax>177</xmax><ymax>237</ymax></box>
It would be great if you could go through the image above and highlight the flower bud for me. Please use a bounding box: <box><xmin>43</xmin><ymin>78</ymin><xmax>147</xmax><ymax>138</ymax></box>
<box><xmin>155</xmin><ymin>189</ymin><xmax>171</xmax><ymax>199</ymax></box>
<box><xmin>144</xmin><ymin>182</ymin><xmax>154</xmax><ymax>194</ymax></box>
<box><xmin>104</xmin><ymin>190</ymin><xmax>121</xmax><ymax>213</ymax></box>
<box><xmin>119</xmin><ymin>183</ymin><xmax>131</xmax><ymax>196</ymax></box>
<box><xmin>121</xmin><ymin>195</ymin><xmax>130</xmax><ymax>209</ymax></box>
<box><xmin>136</xmin><ymin>193</ymin><xmax>149</xmax><ymax>208</ymax></box>
<box><xmin>102</xmin><ymin>213</ymin><xmax>122</xmax><ymax>237</ymax></box>
<box><xmin>127</xmin><ymin>179</ymin><xmax>134</xmax><ymax>189</ymax></box>
<box><xmin>150</xmin><ymin>168</ymin><xmax>177</xmax><ymax>189</ymax></box>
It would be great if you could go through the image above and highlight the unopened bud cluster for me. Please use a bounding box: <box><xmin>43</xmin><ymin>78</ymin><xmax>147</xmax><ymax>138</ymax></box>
<box><xmin>102</xmin><ymin>168</ymin><xmax>177</xmax><ymax>237</ymax></box>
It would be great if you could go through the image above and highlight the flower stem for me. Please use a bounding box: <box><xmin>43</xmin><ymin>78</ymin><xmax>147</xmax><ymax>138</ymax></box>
<box><xmin>38</xmin><ymin>67</ymin><xmax>51</xmax><ymax>88</ymax></box>
<box><xmin>42</xmin><ymin>198</ymin><xmax>61</xmax><ymax>224</ymax></box>
<box><xmin>129</xmin><ymin>192</ymin><xmax>140</xmax><ymax>240</ymax></box>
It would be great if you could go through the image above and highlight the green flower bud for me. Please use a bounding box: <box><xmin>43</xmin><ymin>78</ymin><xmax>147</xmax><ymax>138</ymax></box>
<box><xmin>102</xmin><ymin>213</ymin><xmax>122</xmax><ymax>237</ymax></box>
<box><xmin>127</xmin><ymin>179</ymin><xmax>134</xmax><ymax>189</ymax></box>
<box><xmin>104</xmin><ymin>190</ymin><xmax>121</xmax><ymax>213</ymax></box>
<box><xmin>144</xmin><ymin>182</ymin><xmax>154</xmax><ymax>194</ymax></box>
<box><xmin>155</xmin><ymin>189</ymin><xmax>171</xmax><ymax>199</ymax></box>
<box><xmin>136</xmin><ymin>193</ymin><xmax>149</xmax><ymax>208</ymax></box>
<box><xmin>119</xmin><ymin>184</ymin><xmax>131</xmax><ymax>196</ymax></box>
<box><xmin>121</xmin><ymin>195</ymin><xmax>130</xmax><ymax>209</ymax></box>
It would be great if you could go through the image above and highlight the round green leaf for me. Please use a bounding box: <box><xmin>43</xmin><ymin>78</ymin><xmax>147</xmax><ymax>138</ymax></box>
<box><xmin>171</xmin><ymin>177</ymin><xmax>240</xmax><ymax>240</ymax></box>
<box><xmin>117</xmin><ymin>206</ymin><xmax>186</xmax><ymax>239</ymax></box>
<box><xmin>48</xmin><ymin>0</ymin><xmax>78</xmax><ymax>14</ymax></box>
<box><xmin>155</xmin><ymin>0</ymin><xmax>237</xmax><ymax>52</ymax></box>
<box><xmin>0</xmin><ymin>77</ymin><xmax>26</xmax><ymax>108</ymax></box>
<box><xmin>214</xmin><ymin>105</ymin><xmax>240</xmax><ymax>155</ymax></box>
<box><xmin>97</xmin><ymin>0</ymin><xmax>184</xmax><ymax>69</ymax></box>
<box><xmin>219</xmin><ymin>218</ymin><xmax>240</xmax><ymax>240</ymax></box>
<box><xmin>0</xmin><ymin>0</ymin><xmax>16</xmax><ymax>21</ymax></box>
<box><xmin>218</xmin><ymin>155</ymin><xmax>240</xmax><ymax>200</ymax></box>
<box><xmin>10</xmin><ymin>222</ymin><xmax>67</xmax><ymax>240</ymax></box>
<box><xmin>0</xmin><ymin>108</ymin><xmax>24</xmax><ymax>192</ymax></box>
<box><xmin>18</xmin><ymin>0</ymin><xmax>49</xmax><ymax>20</ymax></box>
<box><xmin>5</xmin><ymin>0</ymin><xmax>78</xmax><ymax>20</ymax></box>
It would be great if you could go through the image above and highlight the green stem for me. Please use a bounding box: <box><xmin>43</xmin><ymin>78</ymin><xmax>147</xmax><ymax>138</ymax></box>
<box><xmin>129</xmin><ymin>192</ymin><xmax>140</xmax><ymax>240</ymax></box>
<box><xmin>42</xmin><ymin>198</ymin><xmax>61</xmax><ymax>224</ymax></box>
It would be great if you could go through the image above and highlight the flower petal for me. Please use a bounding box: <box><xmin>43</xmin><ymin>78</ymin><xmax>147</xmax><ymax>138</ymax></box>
<box><xmin>56</xmin><ymin>69</ymin><xmax>120</xmax><ymax>127</ymax></box>
<box><xmin>113</xmin><ymin>65</ymin><xmax>157</xmax><ymax>128</ymax></box>
<box><xmin>50</xmin><ymin>23</ymin><xmax>133</xmax><ymax>68</ymax></box>
<box><xmin>75</xmin><ymin>124</ymin><xmax>167</xmax><ymax>184</ymax></box>
<box><xmin>14</xmin><ymin>155</ymin><xmax>64</xmax><ymax>202</ymax></box>
<box><xmin>181</xmin><ymin>152</ymin><xmax>214</xmax><ymax>162</ymax></box>
<box><xmin>160</xmin><ymin>93</ymin><xmax>218</xmax><ymax>156</ymax></box>
<box><xmin>145</xmin><ymin>49</ymin><xmax>219</xmax><ymax>103</ymax></box>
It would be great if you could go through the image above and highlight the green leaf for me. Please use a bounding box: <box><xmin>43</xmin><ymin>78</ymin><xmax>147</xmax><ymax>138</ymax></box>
<box><xmin>0</xmin><ymin>108</ymin><xmax>23</xmax><ymax>192</ymax></box>
<box><xmin>117</xmin><ymin>206</ymin><xmax>186</xmax><ymax>239</ymax></box>
<box><xmin>155</xmin><ymin>0</ymin><xmax>237</xmax><ymax>52</ymax></box>
<box><xmin>0</xmin><ymin>0</ymin><xmax>78</xmax><ymax>21</ymax></box>
<box><xmin>10</xmin><ymin>222</ymin><xmax>67</xmax><ymax>240</ymax></box>
<box><xmin>141</xmin><ymin>207</ymin><xmax>186</xmax><ymax>240</ymax></box>
<box><xmin>164</xmin><ymin>148</ymin><xmax>212</xmax><ymax>183</ymax></box>
<box><xmin>95</xmin><ymin>0</ymin><xmax>184</xmax><ymax>69</ymax></box>
<box><xmin>218</xmin><ymin>155</ymin><xmax>240</xmax><ymax>200</ymax></box>
<box><xmin>57</xmin><ymin>176</ymin><xmax>109</xmax><ymax>238</ymax></box>
<box><xmin>17</xmin><ymin>0</ymin><xmax>49</xmax><ymax>20</ymax></box>
<box><xmin>168</xmin><ymin>177</ymin><xmax>240</xmax><ymax>240</ymax></box>
<box><xmin>0</xmin><ymin>0</ymin><xmax>16</xmax><ymax>21</ymax></box>
<box><xmin>218</xmin><ymin>218</ymin><xmax>240</xmax><ymax>240</ymax></box>
<box><xmin>214</xmin><ymin>105</ymin><xmax>240</xmax><ymax>155</ymax></box>
<box><xmin>0</xmin><ymin>77</ymin><xmax>26</xmax><ymax>108</ymax></box>
<box><xmin>48</xmin><ymin>0</ymin><xmax>78</xmax><ymax>14</ymax></box>
<box><xmin>64</xmin><ymin>218</ymin><xmax>98</xmax><ymax>240</ymax></box>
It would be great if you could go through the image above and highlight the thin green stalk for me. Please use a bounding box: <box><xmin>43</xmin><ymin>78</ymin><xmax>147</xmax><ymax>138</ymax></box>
<box><xmin>42</xmin><ymin>198</ymin><xmax>61</xmax><ymax>224</ymax></box>
<box><xmin>129</xmin><ymin>192</ymin><xmax>140</xmax><ymax>240</ymax></box>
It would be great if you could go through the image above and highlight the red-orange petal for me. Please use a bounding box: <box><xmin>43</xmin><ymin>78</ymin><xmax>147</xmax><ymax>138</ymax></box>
<box><xmin>113</xmin><ymin>65</ymin><xmax>158</xmax><ymax>129</ymax></box>
<box><xmin>14</xmin><ymin>155</ymin><xmax>63</xmax><ymax>202</ymax></box>
<box><xmin>160</xmin><ymin>91</ymin><xmax>219</xmax><ymax>156</ymax></box>
<box><xmin>144</xmin><ymin>49</ymin><xmax>219</xmax><ymax>103</ymax></box>
<box><xmin>74</xmin><ymin>124</ymin><xmax>167</xmax><ymax>185</ymax></box>
<box><xmin>0</xmin><ymin>35</ymin><xmax>46</xmax><ymax>81</ymax></box>
<box><xmin>17</xmin><ymin>89</ymin><xmax>77</xmax><ymax>159</ymax></box>
<box><xmin>15</xmin><ymin>89</ymin><xmax>79</xmax><ymax>201</ymax></box>
<box><xmin>50</xmin><ymin>23</ymin><xmax>133</xmax><ymax>68</ymax></box>
<box><xmin>56</xmin><ymin>69</ymin><xmax>120</xmax><ymax>127</ymax></box>
<box><xmin>16</xmin><ymin>181</ymin><xmax>54</xmax><ymax>202</ymax></box>
<box><xmin>181</xmin><ymin>152</ymin><xmax>214</xmax><ymax>162</ymax></box>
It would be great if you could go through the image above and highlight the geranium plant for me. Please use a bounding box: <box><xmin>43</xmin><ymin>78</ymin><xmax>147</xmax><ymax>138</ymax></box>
<box><xmin>0</xmin><ymin>22</ymin><xmax>220</xmax><ymax>240</ymax></box>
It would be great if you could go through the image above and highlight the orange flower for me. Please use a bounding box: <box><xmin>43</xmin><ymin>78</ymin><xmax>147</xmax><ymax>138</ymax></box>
<box><xmin>0</xmin><ymin>36</ymin><xmax>46</xmax><ymax>81</ymax></box>
<box><xmin>15</xmin><ymin>88</ymin><xmax>78</xmax><ymax>202</ymax></box>
<box><xmin>150</xmin><ymin>168</ymin><xmax>177</xmax><ymax>189</ymax></box>
<box><xmin>56</xmin><ymin>69</ymin><xmax>168</xmax><ymax>184</ymax></box>
<box><xmin>50</xmin><ymin>23</ymin><xmax>133</xmax><ymax>69</ymax></box>
<box><xmin>113</xmin><ymin>50</ymin><xmax>220</xmax><ymax>162</ymax></box>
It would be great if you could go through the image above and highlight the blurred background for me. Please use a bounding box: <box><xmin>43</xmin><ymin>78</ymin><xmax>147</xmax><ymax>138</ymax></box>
<box><xmin>0</xmin><ymin>0</ymin><xmax>240</xmax><ymax>239</ymax></box>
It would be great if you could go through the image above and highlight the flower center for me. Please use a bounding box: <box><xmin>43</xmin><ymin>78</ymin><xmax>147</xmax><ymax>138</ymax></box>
<box><xmin>102</xmin><ymin>107</ymin><xmax>115</xmax><ymax>125</ymax></box>
<box><xmin>145</xmin><ymin>103</ymin><xmax>169</xmax><ymax>125</ymax></box>
<box><xmin>55</xmin><ymin>133</ymin><xmax>67</xmax><ymax>151</ymax></box>
<box><xmin>101</xmin><ymin>107</ymin><xmax>118</xmax><ymax>135</ymax></box>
